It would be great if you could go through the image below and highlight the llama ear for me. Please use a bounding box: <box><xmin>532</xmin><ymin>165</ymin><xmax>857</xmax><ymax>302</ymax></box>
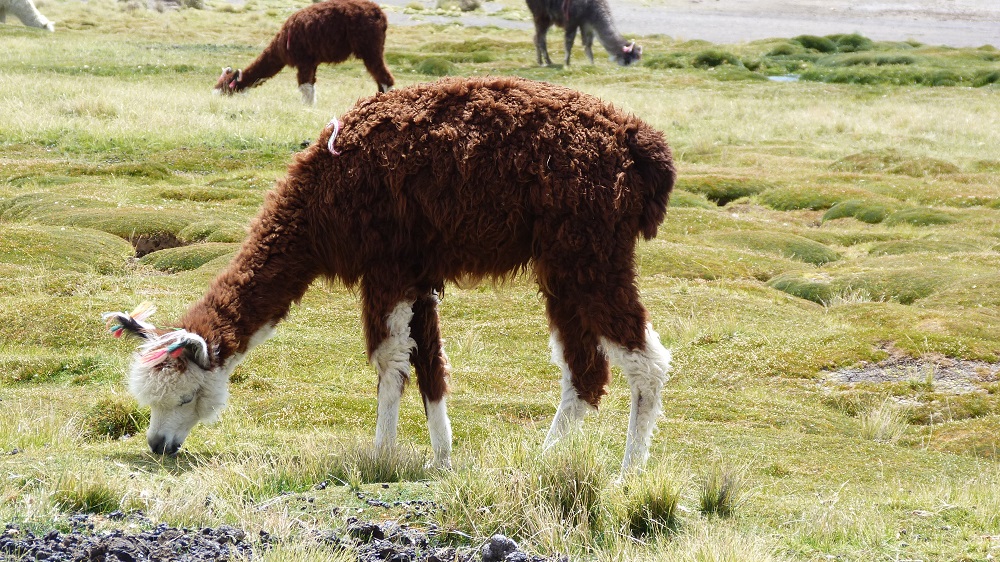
<box><xmin>137</xmin><ymin>330</ymin><xmax>212</xmax><ymax>370</ymax></box>
<box><xmin>103</xmin><ymin>302</ymin><xmax>158</xmax><ymax>341</ymax></box>
<box><xmin>236</xmin><ymin>69</ymin><xmax>242</xmax><ymax>82</ymax></box>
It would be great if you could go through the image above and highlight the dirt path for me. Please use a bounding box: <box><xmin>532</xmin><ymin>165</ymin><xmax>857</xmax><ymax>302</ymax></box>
<box><xmin>385</xmin><ymin>0</ymin><xmax>1000</xmax><ymax>48</ymax></box>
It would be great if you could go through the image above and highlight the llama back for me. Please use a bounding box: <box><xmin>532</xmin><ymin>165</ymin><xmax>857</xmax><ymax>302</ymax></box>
<box><xmin>299</xmin><ymin>76</ymin><xmax>673</xmax><ymax>279</ymax></box>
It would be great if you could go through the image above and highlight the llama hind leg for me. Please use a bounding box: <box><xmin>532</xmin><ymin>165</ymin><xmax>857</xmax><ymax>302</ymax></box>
<box><xmin>295</xmin><ymin>65</ymin><xmax>317</xmax><ymax>105</ymax></box>
<box><xmin>409</xmin><ymin>290</ymin><xmax>452</xmax><ymax>469</ymax></box>
<box><xmin>366</xmin><ymin>298</ymin><xmax>417</xmax><ymax>454</ymax></box>
<box><xmin>601</xmin><ymin>323</ymin><xmax>672</xmax><ymax>474</ymax></box>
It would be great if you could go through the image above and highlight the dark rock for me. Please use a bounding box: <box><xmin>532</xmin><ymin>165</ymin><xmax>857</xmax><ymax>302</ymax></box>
<box><xmin>481</xmin><ymin>534</ymin><xmax>518</xmax><ymax>562</ymax></box>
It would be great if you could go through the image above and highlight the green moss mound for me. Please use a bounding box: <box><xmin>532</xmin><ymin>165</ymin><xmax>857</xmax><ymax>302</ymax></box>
<box><xmin>638</xmin><ymin>240</ymin><xmax>801</xmax><ymax>281</ymax></box>
<box><xmin>828</xmin><ymin>33</ymin><xmax>875</xmax><ymax>52</ymax></box>
<box><xmin>414</xmin><ymin>57</ymin><xmax>456</xmax><ymax>76</ymax></box>
<box><xmin>708</xmin><ymin>231</ymin><xmax>839</xmax><ymax>265</ymax></box>
<box><xmin>822</xmin><ymin>199</ymin><xmax>896</xmax><ymax>224</ymax></box>
<box><xmin>692</xmin><ymin>49</ymin><xmax>743</xmax><ymax>68</ymax></box>
<box><xmin>869</xmin><ymin>239</ymin><xmax>979</xmax><ymax>255</ymax></box>
<box><xmin>0</xmin><ymin>224</ymin><xmax>133</xmax><ymax>273</ymax></box>
<box><xmin>675</xmin><ymin>176</ymin><xmax>773</xmax><ymax>206</ymax></box>
<box><xmin>177</xmin><ymin>220</ymin><xmax>246</xmax><ymax>243</ymax></box>
<box><xmin>884</xmin><ymin>208</ymin><xmax>959</xmax><ymax>227</ymax></box>
<box><xmin>768</xmin><ymin>267</ymin><xmax>953</xmax><ymax>305</ymax></box>
<box><xmin>0</xmin><ymin>193</ymin><xmax>106</xmax><ymax>221</ymax></box>
<box><xmin>792</xmin><ymin>35</ymin><xmax>838</xmax><ymax>53</ymax></box>
<box><xmin>758</xmin><ymin>186</ymin><xmax>872</xmax><ymax>211</ymax></box>
<box><xmin>0</xmin><ymin>353</ymin><xmax>103</xmax><ymax>384</ymax></box>
<box><xmin>667</xmin><ymin>190</ymin><xmax>716</xmax><ymax>209</ymax></box>
<box><xmin>139</xmin><ymin>242</ymin><xmax>239</xmax><ymax>272</ymax></box>
<box><xmin>831</xmin><ymin>149</ymin><xmax>959</xmax><ymax>176</ymax></box>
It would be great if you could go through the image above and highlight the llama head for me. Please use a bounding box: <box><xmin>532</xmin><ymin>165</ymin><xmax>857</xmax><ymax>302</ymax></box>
<box><xmin>213</xmin><ymin>67</ymin><xmax>243</xmax><ymax>95</ymax></box>
<box><xmin>618</xmin><ymin>40</ymin><xmax>643</xmax><ymax>66</ymax></box>
<box><xmin>103</xmin><ymin>303</ymin><xmax>230</xmax><ymax>456</ymax></box>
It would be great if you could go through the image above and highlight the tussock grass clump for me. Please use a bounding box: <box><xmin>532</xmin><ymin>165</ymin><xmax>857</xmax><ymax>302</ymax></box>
<box><xmin>328</xmin><ymin>442</ymin><xmax>434</xmax><ymax>486</ymax></box>
<box><xmin>698</xmin><ymin>465</ymin><xmax>746</xmax><ymax>518</ymax></box>
<box><xmin>52</xmin><ymin>471</ymin><xmax>125</xmax><ymax>514</ymax></box>
<box><xmin>883</xmin><ymin>207</ymin><xmax>959</xmax><ymax>227</ymax></box>
<box><xmin>822</xmin><ymin>199</ymin><xmax>895</xmax><ymax>224</ymax></box>
<box><xmin>858</xmin><ymin>399</ymin><xmax>909</xmax><ymax>443</ymax></box>
<box><xmin>438</xmin><ymin>437</ymin><xmax>608</xmax><ymax>550</ymax></box>
<box><xmin>82</xmin><ymin>397</ymin><xmax>147</xmax><ymax>440</ymax></box>
<box><xmin>139</xmin><ymin>243</ymin><xmax>238</xmax><ymax>272</ymax></box>
<box><xmin>617</xmin><ymin>465</ymin><xmax>682</xmax><ymax>537</ymax></box>
<box><xmin>708</xmin><ymin>231</ymin><xmax>839</xmax><ymax>265</ymax></box>
<box><xmin>675</xmin><ymin>176</ymin><xmax>773</xmax><ymax>206</ymax></box>
<box><xmin>758</xmin><ymin>186</ymin><xmax>872</xmax><ymax>211</ymax></box>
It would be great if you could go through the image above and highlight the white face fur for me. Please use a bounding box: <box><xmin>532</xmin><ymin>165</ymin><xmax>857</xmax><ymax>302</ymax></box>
<box><xmin>127</xmin><ymin>325</ymin><xmax>274</xmax><ymax>455</ymax></box>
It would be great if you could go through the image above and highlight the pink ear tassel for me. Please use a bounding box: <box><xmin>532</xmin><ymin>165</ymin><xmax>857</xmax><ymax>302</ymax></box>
<box><xmin>623</xmin><ymin>40</ymin><xmax>635</xmax><ymax>53</ymax></box>
<box><xmin>169</xmin><ymin>347</ymin><xmax>186</xmax><ymax>358</ymax></box>
<box><xmin>140</xmin><ymin>348</ymin><xmax>169</xmax><ymax>366</ymax></box>
<box><xmin>327</xmin><ymin>117</ymin><xmax>341</xmax><ymax>156</ymax></box>
<box><xmin>229</xmin><ymin>80</ymin><xmax>237</xmax><ymax>90</ymax></box>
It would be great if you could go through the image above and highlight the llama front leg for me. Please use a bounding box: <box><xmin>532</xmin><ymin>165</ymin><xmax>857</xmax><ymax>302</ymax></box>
<box><xmin>563</xmin><ymin>26</ymin><xmax>579</xmax><ymax>66</ymax></box>
<box><xmin>410</xmin><ymin>290</ymin><xmax>453</xmax><ymax>468</ymax></box>
<box><xmin>601</xmin><ymin>324</ymin><xmax>671</xmax><ymax>473</ymax></box>
<box><xmin>368</xmin><ymin>299</ymin><xmax>417</xmax><ymax>453</ymax></box>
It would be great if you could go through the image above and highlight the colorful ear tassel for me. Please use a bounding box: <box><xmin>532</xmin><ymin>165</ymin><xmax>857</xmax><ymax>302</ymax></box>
<box><xmin>102</xmin><ymin>302</ymin><xmax>157</xmax><ymax>338</ymax></box>
<box><xmin>137</xmin><ymin>330</ymin><xmax>208</xmax><ymax>367</ymax></box>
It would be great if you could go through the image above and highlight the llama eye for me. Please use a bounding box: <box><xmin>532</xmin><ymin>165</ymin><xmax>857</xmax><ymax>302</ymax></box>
<box><xmin>179</xmin><ymin>395</ymin><xmax>194</xmax><ymax>406</ymax></box>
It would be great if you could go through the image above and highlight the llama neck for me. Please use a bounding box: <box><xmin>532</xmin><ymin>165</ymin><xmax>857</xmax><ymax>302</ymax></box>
<box><xmin>237</xmin><ymin>38</ymin><xmax>287</xmax><ymax>90</ymax></box>
<box><xmin>589</xmin><ymin>9</ymin><xmax>628</xmax><ymax>60</ymax></box>
<box><xmin>180</xmin><ymin>185</ymin><xmax>317</xmax><ymax>365</ymax></box>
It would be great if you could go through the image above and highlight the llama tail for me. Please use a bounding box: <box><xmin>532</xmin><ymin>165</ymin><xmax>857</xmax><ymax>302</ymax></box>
<box><xmin>629</xmin><ymin>124</ymin><xmax>676</xmax><ymax>240</ymax></box>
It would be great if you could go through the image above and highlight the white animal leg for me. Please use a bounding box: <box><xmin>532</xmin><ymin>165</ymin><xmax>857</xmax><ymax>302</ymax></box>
<box><xmin>371</xmin><ymin>300</ymin><xmax>416</xmax><ymax>453</ymax></box>
<box><xmin>425</xmin><ymin>396</ymin><xmax>452</xmax><ymax>469</ymax></box>
<box><xmin>601</xmin><ymin>324</ymin><xmax>671</xmax><ymax>473</ymax></box>
<box><xmin>298</xmin><ymin>83</ymin><xmax>316</xmax><ymax>105</ymax></box>
<box><xmin>543</xmin><ymin>331</ymin><xmax>596</xmax><ymax>449</ymax></box>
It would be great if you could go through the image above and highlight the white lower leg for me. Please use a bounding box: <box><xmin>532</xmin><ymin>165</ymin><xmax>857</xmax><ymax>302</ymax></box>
<box><xmin>298</xmin><ymin>83</ymin><xmax>316</xmax><ymax>105</ymax></box>
<box><xmin>601</xmin><ymin>324</ymin><xmax>671</xmax><ymax>473</ymax></box>
<box><xmin>543</xmin><ymin>331</ymin><xmax>595</xmax><ymax>449</ymax></box>
<box><xmin>371</xmin><ymin>301</ymin><xmax>416</xmax><ymax>453</ymax></box>
<box><xmin>425</xmin><ymin>397</ymin><xmax>452</xmax><ymax>468</ymax></box>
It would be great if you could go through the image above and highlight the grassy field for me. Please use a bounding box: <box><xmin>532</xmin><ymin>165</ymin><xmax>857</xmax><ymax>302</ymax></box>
<box><xmin>2</xmin><ymin>0</ymin><xmax>1000</xmax><ymax>560</ymax></box>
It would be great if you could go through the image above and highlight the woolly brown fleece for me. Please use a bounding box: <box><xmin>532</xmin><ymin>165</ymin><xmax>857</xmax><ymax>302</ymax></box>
<box><xmin>182</xmin><ymin>75</ymin><xmax>674</xmax><ymax>408</ymax></box>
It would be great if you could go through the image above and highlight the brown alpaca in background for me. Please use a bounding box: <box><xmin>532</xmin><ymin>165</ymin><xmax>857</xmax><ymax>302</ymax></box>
<box><xmin>214</xmin><ymin>0</ymin><xmax>394</xmax><ymax>104</ymax></box>
<box><xmin>104</xmin><ymin>76</ymin><xmax>675</xmax><ymax>475</ymax></box>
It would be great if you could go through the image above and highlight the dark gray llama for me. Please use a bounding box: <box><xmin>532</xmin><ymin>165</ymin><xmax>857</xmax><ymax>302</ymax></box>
<box><xmin>525</xmin><ymin>0</ymin><xmax>641</xmax><ymax>66</ymax></box>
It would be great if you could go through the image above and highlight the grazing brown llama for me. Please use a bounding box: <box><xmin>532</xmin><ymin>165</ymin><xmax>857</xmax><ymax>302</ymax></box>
<box><xmin>104</xmin><ymin>76</ymin><xmax>675</xmax><ymax>474</ymax></box>
<box><xmin>525</xmin><ymin>0</ymin><xmax>641</xmax><ymax>66</ymax></box>
<box><xmin>214</xmin><ymin>0</ymin><xmax>394</xmax><ymax>104</ymax></box>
